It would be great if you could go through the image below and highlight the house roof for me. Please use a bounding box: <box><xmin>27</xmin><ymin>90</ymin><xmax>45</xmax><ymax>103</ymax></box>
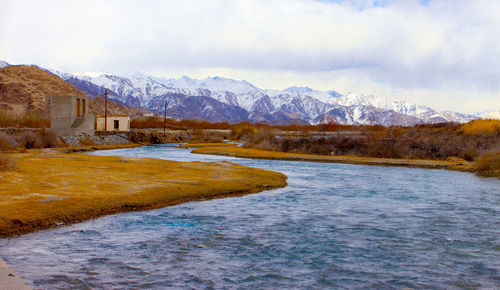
<box><xmin>95</xmin><ymin>115</ymin><xmax>130</xmax><ymax>118</ymax></box>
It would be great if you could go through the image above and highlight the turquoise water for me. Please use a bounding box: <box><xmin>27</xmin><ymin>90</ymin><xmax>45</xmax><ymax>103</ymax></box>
<box><xmin>2</xmin><ymin>144</ymin><xmax>499</xmax><ymax>289</ymax></box>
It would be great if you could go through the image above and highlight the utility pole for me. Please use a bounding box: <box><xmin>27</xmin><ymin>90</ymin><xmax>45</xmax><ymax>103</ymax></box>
<box><xmin>104</xmin><ymin>89</ymin><xmax>108</xmax><ymax>132</ymax></box>
<box><xmin>163</xmin><ymin>101</ymin><xmax>168</xmax><ymax>134</ymax></box>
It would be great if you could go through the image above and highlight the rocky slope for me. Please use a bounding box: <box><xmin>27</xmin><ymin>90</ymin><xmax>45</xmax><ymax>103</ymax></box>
<box><xmin>0</xmin><ymin>65</ymin><xmax>86</xmax><ymax>112</ymax></box>
<box><xmin>0</xmin><ymin>65</ymin><xmax>150</xmax><ymax>116</ymax></box>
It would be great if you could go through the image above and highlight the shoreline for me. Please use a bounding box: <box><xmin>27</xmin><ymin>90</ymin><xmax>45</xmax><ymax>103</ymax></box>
<box><xmin>0</xmin><ymin>258</ymin><xmax>31</xmax><ymax>290</ymax></box>
<box><xmin>191</xmin><ymin>146</ymin><xmax>477</xmax><ymax>173</ymax></box>
<box><xmin>0</xmin><ymin>150</ymin><xmax>287</xmax><ymax>238</ymax></box>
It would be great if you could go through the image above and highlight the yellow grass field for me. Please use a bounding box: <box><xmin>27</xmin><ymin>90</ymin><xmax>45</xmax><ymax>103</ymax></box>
<box><xmin>192</xmin><ymin>146</ymin><xmax>475</xmax><ymax>171</ymax></box>
<box><xmin>0</xmin><ymin>151</ymin><xmax>287</xmax><ymax>237</ymax></box>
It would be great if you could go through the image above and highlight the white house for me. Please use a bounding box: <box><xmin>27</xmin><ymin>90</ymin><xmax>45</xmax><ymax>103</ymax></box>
<box><xmin>95</xmin><ymin>115</ymin><xmax>130</xmax><ymax>132</ymax></box>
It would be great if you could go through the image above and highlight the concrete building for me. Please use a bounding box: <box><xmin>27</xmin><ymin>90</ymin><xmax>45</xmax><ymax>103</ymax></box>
<box><xmin>50</xmin><ymin>95</ymin><xmax>95</xmax><ymax>136</ymax></box>
<box><xmin>96</xmin><ymin>115</ymin><xmax>130</xmax><ymax>132</ymax></box>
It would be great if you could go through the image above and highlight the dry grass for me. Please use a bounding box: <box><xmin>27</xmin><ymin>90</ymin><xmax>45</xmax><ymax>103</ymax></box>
<box><xmin>0</xmin><ymin>153</ymin><xmax>15</xmax><ymax>171</ymax></box>
<box><xmin>192</xmin><ymin>146</ymin><xmax>474</xmax><ymax>171</ymax></box>
<box><xmin>474</xmin><ymin>150</ymin><xmax>500</xmax><ymax>177</ymax></box>
<box><xmin>459</xmin><ymin>119</ymin><xmax>500</xmax><ymax>135</ymax></box>
<box><xmin>0</xmin><ymin>65</ymin><xmax>86</xmax><ymax>112</ymax></box>
<box><xmin>0</xmin><ymin>151</ymin><xmax>287</xmax><ymax>237</ymax></box>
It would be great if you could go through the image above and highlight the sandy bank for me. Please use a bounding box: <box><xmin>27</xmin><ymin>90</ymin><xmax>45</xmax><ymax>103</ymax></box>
<box><xmin>0</xmin><ymin>151</ymin><xmax>287</xmax><ymax>238</ymax></box>
<box><xmin>192</xmin><ymin>146</ymin><xmax>474</xmax><ymax>172</ymax></box>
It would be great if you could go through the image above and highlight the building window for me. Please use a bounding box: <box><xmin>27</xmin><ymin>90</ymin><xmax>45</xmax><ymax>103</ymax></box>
<box><xmin>76</xmin><ymin>99</ymin><xmax>80</xmax><ymax>117</ymax></box>
<box><xmin>82</xmin><ymin>99</ymin><xmax>85</xmax><ymax>116</ymax></box>
<box><xmin>114</xmin><ymin>120</ymin><xmax>119</xmax><ymax>129</ymax></box>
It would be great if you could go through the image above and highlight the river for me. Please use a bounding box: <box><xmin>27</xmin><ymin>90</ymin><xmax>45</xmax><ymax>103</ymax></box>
<box><xmin>2</xmin><ymin>144</ymin><xmax>499</xmax><ymax>288</ymax></box>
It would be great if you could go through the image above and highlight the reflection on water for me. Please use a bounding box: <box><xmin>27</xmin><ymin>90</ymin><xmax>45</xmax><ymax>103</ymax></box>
<box><xmin>2</xmin><ymin>144</ymin><xmax>499</xmax><ymax>288</ymax></box>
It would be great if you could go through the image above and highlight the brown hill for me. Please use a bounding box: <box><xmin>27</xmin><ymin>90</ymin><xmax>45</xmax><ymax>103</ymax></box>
<box><xmin>0</xmin><ymin>65</ymin><xmax>86</xmax><ymax>113</ymax></box>
<box><xmin>0</xmin><ymin>65</ymin><xmax>151</xmax><ymax>117</ymax></box>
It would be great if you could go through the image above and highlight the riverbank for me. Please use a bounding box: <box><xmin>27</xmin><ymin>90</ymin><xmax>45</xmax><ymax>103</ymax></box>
<box><xmin>0</xmin><ymin>258</ymin><xmax>31</xmax><ymax>290</ymax></box>
<box><xmin>191</xmin><ymin>146</ymin><xmax>476</xmax><ymax>172</ymax></box>
<box><xmin>0</xmin><ymin>151</ymin><xmax>287</xmax><ymax>238</ymax></box>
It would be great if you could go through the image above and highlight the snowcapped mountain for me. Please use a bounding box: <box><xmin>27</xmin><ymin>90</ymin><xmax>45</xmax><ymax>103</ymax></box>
<box><xmin>47</xmin><ymin>68</ymin><xmax>476</xmax><ymax>126</ymax></box>
<box><xmin>0</xmin><ymin>60</ymin><xmax>10</xmax><ymax>68</ymax></box>
<box><xmin>477</xmin><ymin>110</ymin><xmax>500</xmax><ymax>120</ymax></box>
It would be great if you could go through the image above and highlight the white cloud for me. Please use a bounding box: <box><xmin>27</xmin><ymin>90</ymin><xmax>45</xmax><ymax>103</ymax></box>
<box><xmin>1</xmin><ymin>0</ymin><xmax>499</xmax><ymax>113</ymax></box>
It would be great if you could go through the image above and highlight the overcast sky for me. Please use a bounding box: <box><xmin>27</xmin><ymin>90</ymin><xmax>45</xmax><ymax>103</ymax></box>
<box><xmin>1</xmin><ymin>0</ymin><xmax>499</xmax><ymax>113</ymax></box>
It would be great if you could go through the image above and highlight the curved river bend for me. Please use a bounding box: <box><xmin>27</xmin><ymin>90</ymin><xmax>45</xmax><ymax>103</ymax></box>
<box><xmin>2</xmin><ymin>144</ymin><xmax>499</xmax><ymax>289</ymax></box>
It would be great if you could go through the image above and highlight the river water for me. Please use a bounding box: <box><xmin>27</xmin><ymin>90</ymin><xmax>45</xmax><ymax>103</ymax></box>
<box><xmin>2</xmin><ymin>144</ymin><xmax>499</xmax><ymax>289</ymax></box>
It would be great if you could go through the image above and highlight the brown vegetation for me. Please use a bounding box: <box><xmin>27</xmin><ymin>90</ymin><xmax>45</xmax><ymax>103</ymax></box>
<box><xmin>0</xmin><ymin>129</ymin><xmax>61</xmax><ymax>150</ymax></box>
<box><xmin>126</xmin><ymin>130</ymin><xmax>190</xmax><ymax>144</ymax></box>
<box><xmin>474</xmin><ymin>151</ymin><xmax>500</xmax><ymax>176</ymax></box>
<box><xmin>131</xmin><ymin>116</ymin><xmax>233</xmax><ymax>130</ymax></box>
<box><xmin>0</xmin><ymin>153</ymin><xmax>14</xmax><ymax>171</ymax></box>
<box><xmin>0</xmin><ymin>65</ymin><xmax>86</xmax><ymax>112</ymax></box>
<box><xmin>0</xmin><ymin>152</ymin><xmax>287</xmax><ymax>237</ymax></box>
<box><xmin>192</xmin><ymin>146</ymin><xmax>472</xmax><ymax>171</ymax></box>
<box><xmin>188</xmin><ymin>129</ymin><xmax>226</xmax><ymax>143</ymax></box>
<box><xmin>235</xmin><ymin>120</ymin><xmax>500</xmax><ymax>163</ymax></box>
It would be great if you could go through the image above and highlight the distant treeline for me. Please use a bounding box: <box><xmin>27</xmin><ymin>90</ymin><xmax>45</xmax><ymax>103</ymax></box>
<box><xmin>232</xmin><ymin>120</ymin><xmax>500</xmax><ymax>161</ymax></box>
<box><xmin>130</xmin><ymin>116</ymin><xmax>382</xmax><ymax>132</ymax></box>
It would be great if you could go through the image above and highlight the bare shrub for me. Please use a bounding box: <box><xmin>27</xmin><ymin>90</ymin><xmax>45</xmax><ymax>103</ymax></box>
<box><xmin>189</xmin><ymin>129</ymin><xmax>225</xmax><ymax>143</ymax></box>
<box><xmin>0</xmin><ymin>132</ymin><xmax>16</xmax><ymax>151</ymax></box>
<box><xmin>474</xmin><ymin>151</ymin><xmax>500</xmax><ymax>175</ymax></box>
<box><xmin>15</xmin><ymin>131</ymin><xmax>43</xmax><ymax>149</ymax></box>
<box><xmin>80</xmin><ymin>136</ymin><xmax>96</xmax><ymax>146</ymax></box>
<box><xmin>242</xmin><ymin>127</ymin><xmax>276</xmax><ymax>148</ymax></box>
<box><xmin>231</xmin><ymin>123</ymin><xmax>258</xmax><ymax>140</ymax></box>
<box><xmin>39</xmin><ymin>129</ymin><xmax>59</xmax><ymax>148</ymax></box>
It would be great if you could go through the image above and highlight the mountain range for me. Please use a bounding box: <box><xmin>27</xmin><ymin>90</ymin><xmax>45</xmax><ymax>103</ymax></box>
<box><xmin>2</xmin><ymin>60</ymin><xmax>496</xmax><ymax>126</ymax></box>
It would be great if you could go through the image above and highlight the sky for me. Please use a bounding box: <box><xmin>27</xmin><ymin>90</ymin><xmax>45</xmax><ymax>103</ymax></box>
<box><xmin>1</xmin><ymin>0</ymin><xmax>499</xmax><ymax>114</ymax></box>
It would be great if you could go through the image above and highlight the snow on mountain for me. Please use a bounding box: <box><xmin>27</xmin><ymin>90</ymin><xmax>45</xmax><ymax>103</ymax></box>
<box><xmin>0</xmin><ymin>60</ymin><xmax>10</xmax><ymax>68</ymax></box>
<box><xmin>476</xmin><ymin>110</ymin><xmax>500</xmax><ymax>119</ymax></box>
<box><xmin>334</xmin><ymin>93</ymin><xmax>474</xmax><ymax>124</ymax></box>
<box><xmin>49</xmin><ymin>69</ymin><xmax>476</xmax><ymax>125</ymax></box>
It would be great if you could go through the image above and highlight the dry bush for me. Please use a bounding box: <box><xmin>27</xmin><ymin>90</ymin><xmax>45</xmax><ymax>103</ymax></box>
<box><xmin>131</xmin><ymin>116</ymin><xmax>232</xmax><ymax>130</ymax></box>
<box><xmin>0</xmin><ymin>131</ymin><xmax>16</xmax><ymax>151</ymax></box>
<box><xmin>131</xmin><ymin>117</ymin><xmax>164</xmax><ymax>129</ymax></box>
<box><xmin>474</xmin><ymin>151</ymin><xmax>500</xmax><ymax>175</ymax></box>
<box><xmin>242</xmin><ymin>127</ymin><xmax>277</xmax><ymax>149</ymax></box>
<box><xmin>80</xmin><ymin>136</ymin><xmax>96</xmax><ymax>146</ymax></box>
<box><xmin>39</xmin><ymin>129</ymin><xmax>59</xmax><ymax>148</ymax></box>
<box><xmin>460</xmin><ymin>119</ymin><xmax>500</xmax><ymax>136</ymax></box>
<box><xmin>0</xmin><ymin>153</ymin><xmax>15</xmax><ymax>171</ymax></box>
<box><xmin>15</xmin><ymin>131</ymin><xmax>43</xmax><ymax>149</ymax></box>
<box><xmin>188</xmin><ymin>129</ymin><xmax>225</xmax><ymax>143</ymax></box>
<box><xmin>231</xmin><ymin>123</ymin><xmax>258</xmax><ymax>140</ymax></box>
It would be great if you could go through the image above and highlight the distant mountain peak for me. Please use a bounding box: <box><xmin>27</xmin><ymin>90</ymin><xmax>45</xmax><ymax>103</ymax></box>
<box><xmin>73</xmin><ymin>71</ymin><xmax>108</xmax><ymax>78</ymax></box>
<box><xmin>31</xmin><ymin>64</ymin><xmax>475</xmax><ymax>126</ymax></box>
<box><xmin>0</xmin><ymin>60</ymin><xmax>10</xmax><ymax>68</ymax></box>
<box><xmin>283</xmin><ymin>86</ymin><xmax>313</xmax><ymax>94</ymax></box>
